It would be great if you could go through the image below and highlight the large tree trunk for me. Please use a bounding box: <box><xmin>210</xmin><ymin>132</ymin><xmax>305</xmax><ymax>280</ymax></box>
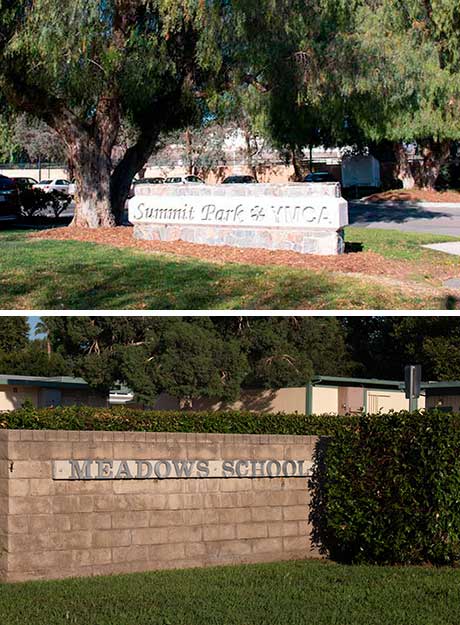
<box><xmin>416</xmin><ymin>139</ymin><xmax>451</xmax><ymax>190</ymax></box>
<box><xmin>291</xmin><ymin>146</ymin><xmax>304</xmax><ymax>182</ymax></box>
<box><xmin>244</xmin><ymin>129</ymin><xmax>258</xmax><ymax>181</ymax></box>
<box><xmin>394</xmin><ymin>142</ymin><xmax>415</xmax><ymax>189</ymax></box>
<box><xmin>70</xmin><ymin>143</ymin><xmax>115</xmax><ymax>228</ymax></box>
<box><xmin>110</xmin><ymin>126</ymin><xmax>161</xmax><ymax>225</ymax></box>
<box><xmin>63</xmin><ymin>95</ymin><xmax>120</xmax><ymax>227</ymax></box>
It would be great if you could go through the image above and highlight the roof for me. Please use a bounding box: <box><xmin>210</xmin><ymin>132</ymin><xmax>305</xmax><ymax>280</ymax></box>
<box><xmin>311</xmin><ymin>375</ymin><xmax>405</xmax><ymax>390</ymax></box>
<box><xmin>423</xmin><ymin>381</ymin><xmax>460</xmax><ymax>392</ymax></box>
<box><xmin>0</xmin><ymin>375</ymin><xmax>90</xmax><ymax>389</ymax></box>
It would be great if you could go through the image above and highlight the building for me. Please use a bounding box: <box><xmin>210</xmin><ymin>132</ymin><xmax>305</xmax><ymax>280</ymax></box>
<box><xmin>0</xmin><ymin>375</ymin><xmax>107</xmax><ymax>410</ymax></box>
<box><xmin>423</xmin><ymin>381</ymin><xmax>460</xmax><ymax>412</ymax></box>
<box><xmin>152</xmin><ymin>376</ymin><xmax>425</xmax><ymax>415</ymax></box>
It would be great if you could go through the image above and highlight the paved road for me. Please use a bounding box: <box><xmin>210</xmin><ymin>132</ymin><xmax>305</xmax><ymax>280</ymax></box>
<box><xmin>349</xmin><ymin>201</ymin><xmax>460</xmax><ymax>238</ymax></box>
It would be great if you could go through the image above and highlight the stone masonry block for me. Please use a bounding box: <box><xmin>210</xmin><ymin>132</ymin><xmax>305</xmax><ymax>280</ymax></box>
<box><xmin>203</xmin><ymin>524</ymin><xmax>236</xmax><ymax>542</ymax></box>
<box><xmin>9</xmin><ymin>497</ymin><xmax>51</xmax><ymax>515</ymax></box>
<box><xmin>9</xmin><ymin>461</ymin><xmax>50</xmax><ymax>479</ymax></box>
<box><xmin>250</xmin><ymin>537</ymin><xmax>283</xmax><ymax>554</ymax></box>
<box><xmin>131</xmin><ymin>528</ymin><xmax>169</xmax><ymax>546</ymax></box>
<box><xmin>29</xmin><ymin>515</ymin><xmax>72</xmax><ymax>534</ymax></box>
<box><xmin>251</xmin><ymin>506</ymin><xmax>283</xmax><ymax>523</ymax></box>
<box><xmin>92</xmin><ymin>530</ymin><xmax>131</xmax><ymax>549</ymax></box>
<box><xmin>112</xmin><ymin>545</ymin><xmax>149</xmax><ymax>563</ymax></box>
<box><xmin>167</xmin><ymin>526</ymin><xmax>202</xmax><ymax>544</ymax></box>
<box><xmin>70</xmin><ymin>513</ymin><xmax>112</xmax><ymax>531</ymax></box>
<box><xmin>283</xmin><ymin>505</ymin><xmax>308</xmax><ymax>522</ymax></box>
<box><xmin>111</xmin><ymin>511</ymin><xmax>150</xmax><ymax>529</ymax></box>
<box><xmin>149</xmin><ymin>510</ymin><xmax>184</xmax><ymax>527</ymax></box>
<box><xmin>237</xmin><ymin>523</ymin><xmax>268</xmax><ymax>540</ymax></box>
<box><xmin>149</xmin><ymin>543</ymin><xmax>185</xmax><ymax>562</ymax></box>
<box><xmin>268</xmin><ymin>521</ymin><xmax>300</xmax><ymax>538</ymax></box>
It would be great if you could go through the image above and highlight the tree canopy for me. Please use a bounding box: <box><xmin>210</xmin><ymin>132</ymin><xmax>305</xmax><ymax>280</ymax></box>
<box><xmin>1</xmin><ymin>317</ymin><xmax>460</xmax><ymax>404</ymax></box>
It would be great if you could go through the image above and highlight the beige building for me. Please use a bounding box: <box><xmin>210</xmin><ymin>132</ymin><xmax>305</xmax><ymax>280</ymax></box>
<box><xmin>152</xmin><ymin>376</ymin><xmax>425</xmax><ymax>415</ymax></box>
<box><xmin>424</xmin><ymin>381</ymin><xmax>460</xmax><ymax>412</ymax></box>
<box><xmin>0</xmin><ymin>375</ymin><xmax>107</xmax><ymax>411</ymax></box>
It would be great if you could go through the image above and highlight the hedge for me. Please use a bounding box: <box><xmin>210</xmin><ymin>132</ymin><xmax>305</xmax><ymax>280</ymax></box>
<box><xmin>0</xmin><ymin>405</ymin><xmax>353</xmax><ymax>435</ymax></box>
<box><xmin>311</xmin><ymin>410</ymin><xmax>460</xmax><ymax>566</ymax></box>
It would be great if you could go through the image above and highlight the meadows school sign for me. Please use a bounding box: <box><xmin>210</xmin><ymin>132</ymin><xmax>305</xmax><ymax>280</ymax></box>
<box><xmin>53</xmin><ymin>459</ymin><xmax>314</xmax><ymax>480</ymax></box>
<box><xmin>1</xmin><ymin>430</ymin><xmax>320</xmax><ymax>583</ymax></box>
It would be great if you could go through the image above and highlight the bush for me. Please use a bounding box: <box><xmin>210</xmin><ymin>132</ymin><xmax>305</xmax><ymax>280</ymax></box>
<box><xmin>310</xmin><ymin>411</ymin><xmax>460</xmax><ymax>565</ymax></box>
<box><xmin>20</xmin><ymin>188</ymin><xmax>71</xmax><ymax>218</ymax></box>
<box><xmin>0</xmin><ymin>405</ymin><xmax>353</xmax><ymax>435</ymax></box>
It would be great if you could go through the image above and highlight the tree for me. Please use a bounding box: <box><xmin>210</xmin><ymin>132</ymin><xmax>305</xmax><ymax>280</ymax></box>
<box><xmin>12</xmin><ymin>114</ymin><xmax>65</xmax><ymax>164</ymax></box>
<box><xmin>42</xmin><ymin>317</ymin><xmax>248</xmax><ymax>404</ymax></box>
<box><xmin>0</xmin><ymin>317</ymin><xmax>29</xmax><ymax>352</ymax></box>
<box><xmin>0</xmin><ymin>317</ymin><xmax>70</xmax><ymax>376</ymax></box>
<box><xmin>151</xmin><ymin>123</ymin><xmax>229</xmax><ymax>180</ymax></box>
<box><xmin>210</xmin><ymin>317</ymin><xmax>353</xmax><ymax>388</ymax></box>
<box><xmin>0</xmin><ymin>1</ymin><xmax>301</xmax><ymax>227</ymax></box>
<box><xmin>0</xmin><ymin>1</ymin><xmax>234</xmax><ymax>226</ymax></box>
<box><xmin>338</xmin><ymin>0</ymin><xmax>460</xmax><ymax>189</ymax></box>
<box><xmin>342</xmin><ymin>317</ymin><xmax>460</xmax><ymax>382</ymax></box>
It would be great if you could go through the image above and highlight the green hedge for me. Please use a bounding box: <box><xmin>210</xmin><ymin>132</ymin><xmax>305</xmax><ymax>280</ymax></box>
<box><xmin>311</xmin><ymin>411</ymin><xmax>460</xmax><ymax>566</ymax></box>
<box><xmin>0</xmin><ymin>405</ymin><xmax>352</xmax><ymax>435</ymax></box>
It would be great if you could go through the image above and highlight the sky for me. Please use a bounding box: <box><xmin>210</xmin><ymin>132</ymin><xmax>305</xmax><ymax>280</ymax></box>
<box><xmin>28</xmin><ymin>316</ymin><xmax>44</xmax><ymax>339</ymax></box>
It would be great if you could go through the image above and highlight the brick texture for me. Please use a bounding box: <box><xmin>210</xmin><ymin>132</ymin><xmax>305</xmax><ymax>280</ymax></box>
<box><xmin>1</xmin><ymin>431</ymin><xmax>320</xmax><ymax>582</ymax></box>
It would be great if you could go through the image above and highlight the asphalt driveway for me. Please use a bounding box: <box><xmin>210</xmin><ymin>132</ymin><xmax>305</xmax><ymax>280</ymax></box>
<box><xmin>349</xmin><ymin>200</ymin><xmax>460</xmax><ymax>237</ymax></box>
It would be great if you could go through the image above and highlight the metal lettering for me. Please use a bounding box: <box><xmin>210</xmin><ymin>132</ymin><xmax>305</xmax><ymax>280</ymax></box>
<box><xmin>266</xmin><ymin>460</ymin><xmax>282</xmax><ymax>477</ymax></box>
<box><xmin>96</xmin><ymin>460</ymin><xmax>113</xmax><ymax>480</ymax></box>
<box><xmin>115</xmin><ymin>461</ymin><xmax>133</xmax><ymax>480</ymax></box>
<box><xmin>154</xmin><ymin>461</ymin><xmax>172</xmax><ymax>479</ymax></box>
<box><xmin>69</xmin><ymin>460</ymin><xmax>93</xmax><ymax>480</ymax></box>
<box><xmin>136</xmin><ymin>460</ymin><xmax>153</xmax><ymax>479</ymax></box>
<box><xmin>196</xmin><ymin>460</ymin><xmax>210</xmax><ymax>477</ymax></box>
<box><xmin>222</xmin><ymin>460</ymin><xmax>235</xmax><ymax>477</ymax></box>
<box><xmin>235</xmin><ymin>460</ymin><xmax>249</xmax><ymax>477</ymax></box>
<box><xmin>172</xmin><ymin>460</ymin><xmax>195</xmax><ymax>478</ymax></box>
<box><xmin>282</xmin><ymin>461</ymin><xmax>297</xmax><ymax>477</ymax></box>
<box><xmin>250</xmin><ymin>460</ymin><xmax>265</xmax><ymax>477</ymax></box>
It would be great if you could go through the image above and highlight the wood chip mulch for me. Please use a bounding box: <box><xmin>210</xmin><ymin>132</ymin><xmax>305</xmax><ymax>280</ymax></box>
<box><xmin>30</xmin><ymin>226</ymin><xmax>419</xmax><ymax>279</ymax></box>
<box><xmin>365</xmin><ymin>189</ymin><xmax>460</xmax><ymax>204</ymax></box>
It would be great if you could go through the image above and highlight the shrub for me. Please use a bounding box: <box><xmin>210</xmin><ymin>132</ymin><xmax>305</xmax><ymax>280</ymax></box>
<box><xmin>0</xmin><ymin>405</ymin><xmax>353</xmax><ymax>436</ymax></box>
<box><xmin>20</xmin><ymin>188</ymin><xmax>71</xmax><ymax>218</ymax></box>
<box><xmin>310</xmin><ymin>411</ymin><xmax>460</xmax><ymax>565</ymax></box>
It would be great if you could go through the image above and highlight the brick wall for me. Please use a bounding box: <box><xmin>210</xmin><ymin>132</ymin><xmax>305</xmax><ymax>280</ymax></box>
<box><xmin>1</xmin><ymin>430</ymin><xmax>319</xmax><ymax>583</ymax></box>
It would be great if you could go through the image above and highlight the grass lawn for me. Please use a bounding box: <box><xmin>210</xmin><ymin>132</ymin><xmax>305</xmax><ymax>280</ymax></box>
<box><xmin>1</xmin><ymin>227</ymin><xmax>459</xmax><ymax>310</ymax></box>
<box><xmin>2</xmin><ymin>559</ymin><xmax>460</xmax><ymax>625</ymax></box>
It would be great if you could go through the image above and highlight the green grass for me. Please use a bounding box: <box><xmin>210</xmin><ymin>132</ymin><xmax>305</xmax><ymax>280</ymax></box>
<box><xmin>347</xmin><ymin>227</ymin><xmax>460</xmax><ymax>262</ymax></box>
<box><xmin>0</xmin><ymin>227</ymin><xmax>456</xmax><ymax>310</ymax></box>
<box><xmin>2</xmin><ymin>560</ymin><xmax>460</xmax><ymax>625</ymax></box>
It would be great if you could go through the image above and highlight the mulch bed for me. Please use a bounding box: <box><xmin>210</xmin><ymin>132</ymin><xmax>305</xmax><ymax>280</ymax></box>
<box><xmin>364</xmin><ymin>189</ymin><xmax>460</xmax><ymax>203</ymax></box>
<box><xmin>30</xmin><ymin>227</ymin><xmax>422</xmax><ymax>280</ymax></box>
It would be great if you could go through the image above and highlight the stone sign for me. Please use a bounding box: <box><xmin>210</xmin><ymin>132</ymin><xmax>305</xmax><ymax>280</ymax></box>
<box><xmin>53</xmin><ymin>459</ymin><xmax>314</xmax><ymax>480</ymax></box>
<box><xmin>129</xmin><ymin>183</ymin><xmax>349</xmax><ymax>255</ymax></box>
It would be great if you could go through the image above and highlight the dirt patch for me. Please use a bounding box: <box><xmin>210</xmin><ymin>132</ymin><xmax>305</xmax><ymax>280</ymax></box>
<box><xmin>364</xmin><ymin>189</ymin><xmax>460</xmax><ymax>203</ymax></box>
<box><xmin>31</xmin><ymin>226</ymin><xmax>417</xmax><ymax>279</ymax></box>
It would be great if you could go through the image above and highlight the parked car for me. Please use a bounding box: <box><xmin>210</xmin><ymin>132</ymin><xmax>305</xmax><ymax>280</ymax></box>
<box><xmin>134</xmin><ymin>177</ymin><xmax>165</xmax><ymax>185</ymax></box>
<box><xmin>222</xmin><ymin>175</ymin><xmax>257</xmax><ymax>184</ymax></box>
<box><xmin>304</xmin><ymin>172</ymin><xmax>337</xmax><ymax>183</ymax></box>
<box><xmin>0</xmin><ymin>175</ymin><xmax>21</xmax><ymax>222</ymax></box>
<box><xmin>10</xmin><ymin>177</ymin><xmax>38</xmax><ymax>191</ymax></box>
<box><xmin>33</xmin><ymin>179</ymin><xmax>75</xmax><ymax>196</ymax></box>
<box><xmin>164</xmin><ymin>175</ymin><xmax>205</xmax><ymax>184</ymax></box>
<box><xmin>128</xmin><ymin>177</ymin><xmax>165</xmax><ymax>199</ymax></box>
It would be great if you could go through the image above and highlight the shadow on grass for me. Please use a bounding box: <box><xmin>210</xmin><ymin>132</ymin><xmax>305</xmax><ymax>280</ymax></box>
<box><xmin>0</xmin><ymin>237</ymin><xmax>339</xmax><ymax>310</ymax></box>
